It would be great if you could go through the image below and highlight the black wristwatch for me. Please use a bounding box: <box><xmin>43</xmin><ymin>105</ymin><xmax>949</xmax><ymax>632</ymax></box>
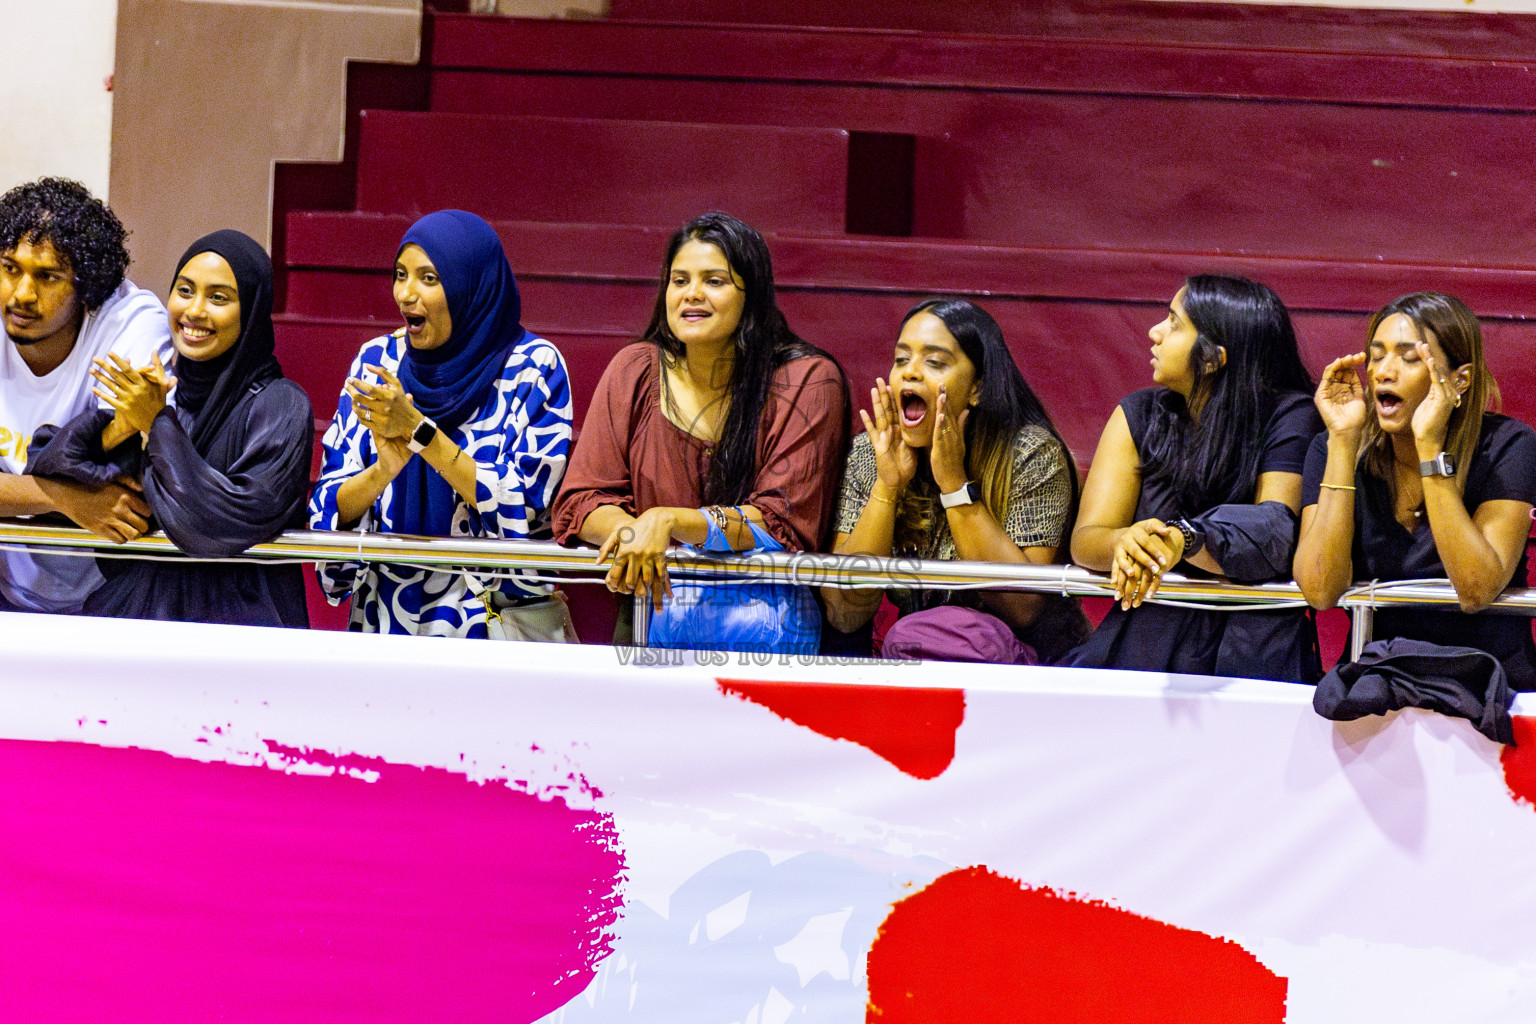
<box><xmin>408</xmin><ymin>415</ymin><xmax>439</xmax><ymax>454</ymax></box>
<box><xmin>1173</xmin><ymin>518</ymin><xmax>1205</xmax><ymax>559</ymax></box>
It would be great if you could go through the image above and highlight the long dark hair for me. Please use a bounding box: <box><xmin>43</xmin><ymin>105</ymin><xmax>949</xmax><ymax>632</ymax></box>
<box><xmin>894</xmin><ymin>298</ymin><xmax>1079</xmax><ymax>554</ymax></box>
<box><xmin>641</xmin><ymin>212</ymin><xmax>838</xmax><ymax>505</ymax></box>
<box><xmin>1139</xmin><ymin>274</ymin><xmax>1314</xmax><ymax>513</ymax></box>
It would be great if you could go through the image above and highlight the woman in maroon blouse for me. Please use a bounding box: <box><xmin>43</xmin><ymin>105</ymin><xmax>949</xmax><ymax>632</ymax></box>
<box><xmin>552</xmin><ymin>212</ymin><xmax>849</xmax><ymax>640</ymax></box>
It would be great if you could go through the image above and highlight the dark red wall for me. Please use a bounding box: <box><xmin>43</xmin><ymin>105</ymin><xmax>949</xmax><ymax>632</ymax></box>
<box><xmin>275</xmin><ymin>1</ymin><xmax>1536</xmax><ymax>636</ymax></box>
<box><xmin>273</xmin><ymin>4</ymin><xmax>1536</xmax><ymax>449</ymax></box>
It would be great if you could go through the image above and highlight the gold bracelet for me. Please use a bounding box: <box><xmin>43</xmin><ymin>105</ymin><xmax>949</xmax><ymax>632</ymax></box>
<box><xmin>1320</xmin><ymin>483</ymin><xmax>1356</xmax><ymax>492</ymax></box>
<box><xmin>867</xmin><ymin>493</ymin><xmax>896</xmax><ymax>506</ymax></box>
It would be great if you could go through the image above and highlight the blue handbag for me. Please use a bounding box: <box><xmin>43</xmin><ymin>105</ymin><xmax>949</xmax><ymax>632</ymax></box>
<box><xmin>646</xmin><ymin>512</ymin><xmax>821</xmax><ymax>655</ymax></box>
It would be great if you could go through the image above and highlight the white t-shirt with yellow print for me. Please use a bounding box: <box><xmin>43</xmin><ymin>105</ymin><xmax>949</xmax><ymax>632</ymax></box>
<box><xmin>0</xmin><ymin>279</ymin><xmax>172</xmax><ymax>612</ymax></box>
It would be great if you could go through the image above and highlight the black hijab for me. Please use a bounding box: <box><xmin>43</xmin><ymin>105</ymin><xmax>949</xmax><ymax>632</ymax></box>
<box><xmin>168</xmin><ymin>231</ymin><xmax>283</xmax><ymax>453</ymax></box>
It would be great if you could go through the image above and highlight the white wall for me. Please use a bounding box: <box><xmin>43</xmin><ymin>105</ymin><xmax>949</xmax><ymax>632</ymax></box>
<box><xmin>0</xmin><ymin>0</ymin><xmax>117</xmax><ymax>197</ymax></box>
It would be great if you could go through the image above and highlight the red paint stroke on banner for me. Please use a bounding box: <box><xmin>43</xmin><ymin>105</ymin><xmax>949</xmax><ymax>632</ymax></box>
<box><xmin>0</xmin><ymin>737</ymin><xmax>625</xmax><ymax>1024</ymax></box>
<box><xmin>718</xmin><ymin>678</ymin><xmax>964</xmax><ymax>779</ymax></box>
<box><xmin>1500</xmin><ymin>715</ymin><xmax>1536</xmax><ymax>805</ymax></box>
<box><xmin>865</xmin><ymin>866</ymin><xmax>1287</xmax><ymax>1023</ymax></box>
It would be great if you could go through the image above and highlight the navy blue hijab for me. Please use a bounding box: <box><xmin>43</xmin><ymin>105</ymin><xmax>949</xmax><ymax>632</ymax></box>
<box><xmin>391</xmin><ymin>211</ymin><xmax>526</xmax><ymax>535</ymax></box>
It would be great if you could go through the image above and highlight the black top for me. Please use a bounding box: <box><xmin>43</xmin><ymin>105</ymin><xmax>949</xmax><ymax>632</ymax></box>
<box><xmin>29</xmin><ymin>384</ymin><xmax>313</xmax><ymax>628</ymax></box>
<box><xmin>1301</xmin><ymin>413</ymin><xmax>1536</xmax><ymax>690</ymax></box>
<box><xmin>1063</xmin><ymin>387</ymin><xmax>1323</xmax><ymax>682</ymax></box>
<box><xmin>28</xmin><ymin>230</ymin><xmax>312</xmax><ymax>629</ymax></box>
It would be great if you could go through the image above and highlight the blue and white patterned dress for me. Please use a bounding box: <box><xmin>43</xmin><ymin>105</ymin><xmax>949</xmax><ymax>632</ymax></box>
<box><xmin>308</xmin><ymin>329</ymin><xmax>573</xmax><ymax>636</ymax></box>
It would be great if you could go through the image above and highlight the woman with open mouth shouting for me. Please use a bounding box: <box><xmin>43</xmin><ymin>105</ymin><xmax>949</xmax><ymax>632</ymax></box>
<box><xmin>1295</xmin><ymin>293</ymin><xmax>1536</xmax><ymax>689</ymax></box>
<box><xmin>1065</xmin><ymin>275</ymin><xmax>1323</xmax><ymax>682</ymax></box>
<box><xmin>821</xmin><ymin>298</ymin><xmax>1090</xmax><ymax>664</ymax></box>
<box><xmin>552</xmin><ymin>212</ymin><xmax>849</xmax><ymax>650</ymax></box>
<box><xmin>25</xmin><ymin>230</ymin><xmax>313</xmax><ymax>626</ymax></box>
<box><xmin>308</xmin><ymin>210</ymin><xmax>574</xmax><ymax>639</ymax></box>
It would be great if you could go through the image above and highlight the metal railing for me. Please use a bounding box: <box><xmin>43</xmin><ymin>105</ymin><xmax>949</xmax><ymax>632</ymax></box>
<box><xmin>1</xmin><ymin>519</ymin><xmax>1531</xmax><ymax>658</ymax></box>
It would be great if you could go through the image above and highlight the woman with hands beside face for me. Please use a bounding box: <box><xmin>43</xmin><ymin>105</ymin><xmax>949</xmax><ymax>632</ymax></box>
<box><xmin>308</xmin><ymin>210</ymin><xmax>574</xmax><ymax>638</ymax></box>
<box><xmin>26</xmin><ymin>230</ymin><xmax>313</xmax><ymax>626</ymax></box>
<box><xmin>821</xmin><ymin>299</ymin><xmax>1089</xmax><ymax>664</ymax></box>
<box><xmin>1065</xmin><ymin>274</ymin><xmax>1323</xmax><ymax>681</ymax></box>
<box><xmin>1294</xmin><ymin>293</ymin><xmax>1536</xmax><ymax>689</ymax></box>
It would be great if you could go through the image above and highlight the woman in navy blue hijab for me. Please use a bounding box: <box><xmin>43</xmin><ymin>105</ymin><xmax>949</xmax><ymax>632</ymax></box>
<box><xmin>308</xmin><ymin>210</ymin><xmax>575</xmax><ymax>637</ymax></box>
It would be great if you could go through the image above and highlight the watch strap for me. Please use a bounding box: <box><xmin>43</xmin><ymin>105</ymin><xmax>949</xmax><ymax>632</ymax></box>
<box><xmin>1174</xmin><ymin>518</ymin><xmax>1204</xmax><ymax>559</ymax></box>
<box><xmin>1419</xmin><ymin>452</ymin><xmax>1455</xmax><ymax>478</ymax></box>
<box><xmin>939</xmin><ymin>482</ymin><xmax>978</xmax><ymax>509</ymax></box>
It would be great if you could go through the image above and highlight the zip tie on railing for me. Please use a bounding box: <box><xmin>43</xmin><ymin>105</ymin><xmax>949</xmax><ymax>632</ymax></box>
<box><xmin>1338</xmin><ymin>577</ymin><xmax>1451</xmax><ymax>607</ymax></box>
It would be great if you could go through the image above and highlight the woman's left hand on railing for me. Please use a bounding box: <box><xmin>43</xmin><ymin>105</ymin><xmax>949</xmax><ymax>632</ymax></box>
<box><xmin>1109</xmin><ymin>518</ymin><xmax>1183</xmax><ymax>610</ymax></box>
<box><xmin>595</xmin><ymin>507</ymin><xmax>678</xmax><ymax>612</ymax></box>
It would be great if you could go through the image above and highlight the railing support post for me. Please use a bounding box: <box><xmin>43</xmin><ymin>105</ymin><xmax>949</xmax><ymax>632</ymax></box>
<box><xmin>632</xmin><ymin>592</ymin><xmax>650</xmax><ymax>648</ymax></box>
<box><xmin>1349</xmin><ymin>604</ymin><xmax>1374</xmax><ymax>662</ymax></box>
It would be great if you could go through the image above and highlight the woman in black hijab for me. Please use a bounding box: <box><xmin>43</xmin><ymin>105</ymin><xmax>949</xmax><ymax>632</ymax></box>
<box><xmin>28</xmin><ymin>230</ymin><xmax>313</xmax><ymax>626</ymax></box>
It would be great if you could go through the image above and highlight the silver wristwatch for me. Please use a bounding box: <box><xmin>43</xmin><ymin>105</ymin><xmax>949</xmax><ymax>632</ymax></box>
<box><xmin>1419</xmin><ymin>452</ymin><xmax>1456</xmax><ymax>478</ymax></box>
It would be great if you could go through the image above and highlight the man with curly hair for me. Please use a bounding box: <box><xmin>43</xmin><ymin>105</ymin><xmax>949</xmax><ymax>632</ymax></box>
<box><xmin>0</xmin><ymin>177</ymin><xmax>172</xmax><ymax>613</ymax></box>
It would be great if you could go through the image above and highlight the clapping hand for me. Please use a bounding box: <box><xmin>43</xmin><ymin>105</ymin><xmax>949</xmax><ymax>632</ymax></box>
<box><xmin>346</xmin><ymin>364</ymin><xmax>422</xmax><ymax>441</ymax></box>
<box><xmin>345</xmin><ymin>365</ymin><xmax>417</xmax><ymax>476</ymax></box>
<box><xmin>91</xmin><ymin>352</ymin><xmax>175</xmax><ymax>435</ymax></box>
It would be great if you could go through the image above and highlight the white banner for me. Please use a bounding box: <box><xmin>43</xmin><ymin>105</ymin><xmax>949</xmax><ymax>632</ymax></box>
<box><xmin>3</xmin><ymin>611</ymin><xmax>1535</xmax><ymax>1023</ymax></box>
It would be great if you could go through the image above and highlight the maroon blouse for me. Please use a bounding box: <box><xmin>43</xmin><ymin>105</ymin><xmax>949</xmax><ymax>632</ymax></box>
<box><xmin>552</xmin><ymin>343</ymin><xmax>848</xmax><ymax>552</ymax></box>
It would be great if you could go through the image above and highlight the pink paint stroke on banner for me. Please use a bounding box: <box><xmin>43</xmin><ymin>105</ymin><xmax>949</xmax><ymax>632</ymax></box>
<box><xmin>0</xmin><ymin>737</ymin><xmax>626</xmax><ymax>1024</ymax></box>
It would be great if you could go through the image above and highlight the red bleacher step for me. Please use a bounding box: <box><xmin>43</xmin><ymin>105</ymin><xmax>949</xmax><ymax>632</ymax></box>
<box><xmin>353</xmin><ymin>110</ymin><xmax>849</xmax><ymax>233</ymax></box>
